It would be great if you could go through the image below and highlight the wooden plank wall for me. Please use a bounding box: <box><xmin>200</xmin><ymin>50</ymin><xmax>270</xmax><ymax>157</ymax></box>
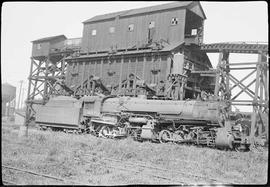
<box><xmin>32</xmin><ymin>42</ymin><xmax>50</xmax><ymax>57</ymax></box>
<box><xmin>32</xmin><ymin>37</ymin><xmax>66</xmax><ymax>57</ymax></box>
<box><xmin>81</xmin><ymin>9</ymin><xmax>186</xmax><ymax>53</ymax></box>
<box><xmin>65</xmin><ymin>53</ymin><xmax>169</xmax><ymax>89</ymax></box>
<box><xmin>50</xmin><ymin>38</ymin><xmax>66</xmax><ymax>50</ymax></box>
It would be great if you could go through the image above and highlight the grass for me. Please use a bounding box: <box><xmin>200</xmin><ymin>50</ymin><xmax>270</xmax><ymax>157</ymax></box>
<box><xmin>1</xmin><ymin>122</ymin><xmax>268</xmax><ymax>185</ymax></box>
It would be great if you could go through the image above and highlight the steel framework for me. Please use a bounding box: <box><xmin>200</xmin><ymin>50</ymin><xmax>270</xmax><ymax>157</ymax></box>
<box><xmin>23</xmin><ymin>50</ymin><xmax>79</xmax><ymax>135</ymax></box>
<box><xmin>201</xmin><ymin>42</ymin><xmax>269</xmax><ymax>148</ymax></box>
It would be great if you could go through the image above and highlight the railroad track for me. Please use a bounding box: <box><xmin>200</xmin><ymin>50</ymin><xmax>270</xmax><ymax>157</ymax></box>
<box><xmin>2</xmin><ymin>126</ymin><xmax>237</xmax><ymax>185</ymax></box>
<box><xmin>82</xmin><ymin>157</ymin><xmax>185</xmax><ymax>184</ymax></box>
<box><xmin>2</xmin><ymin>153</ymin><xmax>235</xmax><ymax>185</ymax></box>
<box><xmin>2</xmin><ymin>179</ymin><xmax>17</xmax><ymax>185</ymax></box>
<box><xmin>81</xmin><ymin>153</ymin><xmax>232</xmax><ymax>185</ymax></box>
<box><xmin>2</xmin><ymin>165</ymin><xmax>84</xmax><ymax>185</ymax></box>
<box><xmin>2</xmin><ymin>154</ymin><xmax>232</xmax><ymax>185</ymax></box>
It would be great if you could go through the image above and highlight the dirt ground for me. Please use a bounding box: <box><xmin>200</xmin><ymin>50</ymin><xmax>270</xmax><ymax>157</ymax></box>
<box><xmin>1</xmin><ymin>121</ymin><xmax>268</xmax><ymax>185</ymax></box>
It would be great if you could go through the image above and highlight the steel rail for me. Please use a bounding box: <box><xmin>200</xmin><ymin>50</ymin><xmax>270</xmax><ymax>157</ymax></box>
<box><xmin>2</xmin><ymin>165</ymin><xmax>83</xmax><ymax>185</ymax></box>
<box><xmin>103</xmin><ymin>157</ymin><xmax>228</xmax><ymax>184</ymax></box>
<box><xmin>81</xmin><ymin>156</ymin><xmax>186</xmax><ymax>185</ymax></box>
<box><xmin>82</xmin><ymin>154</ymin><xmax>231</xmax><ymax>184</ymax></box>
<box><xmin>2</xmin><ymin>179</ymin><xmax>18</xmax><ymax>185</ymax></box>
<box><xmin>108</xmin><ymin>162</ymin><xmax>183</xmax><ymax>184</ymax></box>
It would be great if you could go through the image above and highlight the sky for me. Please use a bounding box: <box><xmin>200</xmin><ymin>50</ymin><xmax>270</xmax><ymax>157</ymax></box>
<box><xmin>1</xmin><ymin>1</ymin><xmax>268</xmax><ymax>111</ymax></box>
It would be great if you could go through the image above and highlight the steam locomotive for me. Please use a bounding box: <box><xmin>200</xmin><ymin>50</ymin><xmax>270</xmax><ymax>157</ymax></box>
<box><xmin>35</xmin><ymin>95</ymin><xmax>251</xmax><ymax>151</ymax></box>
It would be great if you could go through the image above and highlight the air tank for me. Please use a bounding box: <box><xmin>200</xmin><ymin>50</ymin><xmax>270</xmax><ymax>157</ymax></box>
<box><xmin>2</xmin><ymin>83</ymin><xmax>16</xmax><ymax>116</ymax></box>
<box><xmin>2</xmin><ymin>83</ymin><xmax>16</xmax><ymax>102</ymax></box>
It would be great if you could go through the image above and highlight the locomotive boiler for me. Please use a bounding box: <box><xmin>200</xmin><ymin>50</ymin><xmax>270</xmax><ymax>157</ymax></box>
<box><xmin>35</xmin><ymin>95</ymin><xmax>250</xmax><ymax>151</ymax></box>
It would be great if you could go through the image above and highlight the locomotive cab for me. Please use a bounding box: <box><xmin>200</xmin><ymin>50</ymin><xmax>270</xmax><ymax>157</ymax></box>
<box><xmin>80</xmin><ymin>95</ymin><xmax>103</xmax><ymax>117</ymax></box>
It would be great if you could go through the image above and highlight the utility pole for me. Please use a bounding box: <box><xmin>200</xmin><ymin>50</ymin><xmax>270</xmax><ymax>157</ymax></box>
<box><xmin>18</xmin><ymin>81</ymin><xmax>27</xmax><ymax>137</ymax></box>
<box><xmin>17</xmin><ymin>80</ymin><xmax>23</xmax><ymax>110</ymax></box>
<box><xmin>21</xmin><ymin>88</ymin><xmax>25</xmax><ymax>109</ymax></box>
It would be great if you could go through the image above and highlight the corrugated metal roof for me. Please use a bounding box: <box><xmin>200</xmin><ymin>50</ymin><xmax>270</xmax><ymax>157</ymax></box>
<box><xmin>32</xmin><ymin>35</ymin><xmax>67</xmax><ymax>43</ymax></box>
<box><xmin>83</xmin><ymin>1</ymin><xmax>193</xmax><ymax>23</ymax></box>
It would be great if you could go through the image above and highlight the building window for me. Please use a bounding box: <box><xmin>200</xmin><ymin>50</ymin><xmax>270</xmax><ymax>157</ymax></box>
<box><xmin>109</xmin><ymin>27</ymin><xmax>115</xmax><ymax>33</ymax></box>
<box><xmin>92</xmin><ymin>29</ymin><xmax>97</xmax><ymax>36</ymax></box>
<box><xmin>191</xmin><ymin>29</ymin><xmax>197</xmax><ymax>36</ymax></box>
<box><xmin>128</xmin><ymin>24</ymin><xmax>134</xmax><ymax>32</ymax></box>
<box><xmin>66</xmin><ymin>40</ymin><xmax>72</xmax><ymax>45</ymax></box>
<box><xmin>37</xmin><ymin>43</ymin><xmax>41</xmax><ymax>49</ymax></box>
<box><xmin>171</xmin><ymin>17</ymin><xmax>178</xmax><ymax>25</ymax></box>
<box><xmin>149</xmin><ymin>21</ymin><xmax>155</xmax><ymax>29</ymax></box>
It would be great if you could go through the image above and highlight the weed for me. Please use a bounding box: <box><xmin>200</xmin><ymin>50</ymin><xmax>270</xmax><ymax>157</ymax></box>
<box><xmin>36</xmin><ymin>134</ymin><xmax>47</xmax><ymax>144</ymax></box>
<box><xmin>123</xmin><ymin>152</ymin><xmax>137</xmax><ymax>160</ymax></box>
<box><xmin>46</xmin><ymin>147</ymin><xmax>59</xmax><ymax>162</ymax></box>
<box><xmin>2</xmin><ymin>124</ymin><xmax>268</xmax><ymax>185</ymax></box>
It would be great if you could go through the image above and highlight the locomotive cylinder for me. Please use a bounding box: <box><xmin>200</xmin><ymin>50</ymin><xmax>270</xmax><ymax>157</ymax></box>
<box><xmin>140</xmin><ymin>120</ymin><xmax>156</xmax><ymax>139</ymax></box>
<box><xmin>215</xmin><ymin>128</ymin><xmax>234</xmax><ymax>149</ymax></box>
